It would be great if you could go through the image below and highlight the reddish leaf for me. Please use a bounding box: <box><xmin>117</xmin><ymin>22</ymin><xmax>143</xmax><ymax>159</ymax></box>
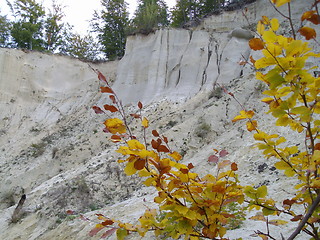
<box><xmin>98</xmin><ymin>71</ymin><xmax>107</xmax><ymax>83</ymax></box>
<box><xmin>89</xmin><ymin>225</ymin><xmax>104</xmax><ymax>237</ymax></box>
<box><xmin>111</xmin><ymin>135</ymin><xmax>121</xmax><ymax>142</ymax></box>
<box><xmin>283</xmin><ymin>199</ymin><xmax>296</xmax><ymax>207</ymax></box>
<box><xmin>66</xmin><ymin>210</ymin><xmax>74</xmax><ymax>215</ymax></box>
<box><xmin>219</xmin><ymin>149</ymin><xmax>229</xmax><ymax>157</ymax></box>
<box><xmin>130</xmin><ymin>113</ymin><xmax>141</xmax><ymax>118</ymax></box>
<box><xmin>163</xmin><ymin>137</ymin><xmax>168</xmax><ymax>144</ymax></box>
<box><xmin>180</xmin><ymin>168</ymin><xmax>189</xmax><ymax>174</ymax></box>
<box><xmin>151</xmin><ymin>139</ymin><xmax>161</xmax><ymax>150</ymax></box>
<box><xmin>109</xmin><ymin>95</ymin><xmax>116</xmax><ymax>104</ymax></box>
<box><xmin>102</xmin><ymin>219</ymin><xmax>114</xmax><ymax>226</ymax></box>
<box><xmin>100</xmin><ymin>86</ymin><xmax>114</xmax><ymax>94</ymax></box>
<box><xmin>104</xmin><ymin>104</ymin><xmax>118</xmax><ymax>113</ymax></box>
<box><xmin>152</xmin><ymin>130</ymin><xmax>159</xmax><ymax>137</ymax></box>
<box><xmin>79</xmin><ymin>214</ymin><xmax>90</xmax><ymax>221</ymax></box>
<box><xmin>290</xmin><ymin>215</ymin><xmax>303</xmax><ymax>222</ymax></box>
<box><xmin>308</xmin><ymin>14</ymin><xmax>320</xmax><ymax>25</ymax></box>
<box><xmin>208</xmin><ymin>155</ymin><xmax>219</xmax><ymax>163</ymax></box>
<box><xmin>92</xmin><ymin>106</ymin><xmax>104</xmax><ymax>114</ymax></box>
<box><xmin>101</xmin><ymin>228</ymin><xmax>117</xmax><ymax>238</ymax></box>
<box><xmin>250</xmin><ymin>56</ymin><xmax>256</xmax><ymax>64</ymax></box>
<box><xmin>160</xmin><ymin>166</ymin><xmax>171</xmax><ymax>175</ymax></box>
<box><xmin>249</xmin><ymin>38</ymin><xmax>264</xmax><ymax>50</ymax></box>
<box><xmin>138</xmin><ymin>101</ymin><xmax>143</xmax><ymax>109</ymax></box>
<box><xmin>299</xmin><ymin>27</ymin><xmax>316</xmax><ymax>40</ymax></box>
<box><xmin>315</xmin><ymin>143</ymin><xmax>320</xmax><ymax>150</ymax></box>
<box><xmin>158</xmin><ymin>145</ymin><xmax>170</xmax><ymax>153</ymax></box>
<box><xmin>134</xmin><ymin>159</ymin><xmax>146</xmax><ymax>170</ymax></box>
<box><xmin>188</xmin><ymin>163</ymin><xmax>194</xmax><ymax>169</ymax></box>
<box><xmin>231</xmin><ymin>162</ymin><xmax>238</xmax><ymax>171</ymax></box>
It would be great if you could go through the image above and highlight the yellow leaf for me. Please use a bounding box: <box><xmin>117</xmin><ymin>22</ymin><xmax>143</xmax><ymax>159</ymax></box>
<box><xmin>104</xmin><ymin>118</ymin><xmax>126</xmax><ymax>134</ymax></box>
<box><xmin>257</xmin><ymin>20</ymin><xmax>265</xmax><ymax>35</ymax></box>
<box><xmin>269</xmin><ymin>220</ymin><xmax>288</xmax><ymax>226</ymax></box>
<box><xmin>127</xmin><ymin>139</ymin><xmax>145</xmax><ymax>150</ymax></box>
<box><xmin>142</xmin><ymin>117</ymin><xmax>149</xmax><ymax>128</ymax></box>
<box><xmin>271</xmin><ymin>0</ymin><xmax>291</xmax><ymax>7</ymax></box>
<box><xmin>124</xmin><ymin>160</ymin><xmax>138</xmax><ymax>176</ymax></box>
<box><xmin>168</xmin><ymin>151</ymin><xmax>182</xmax><ymax>161</ymax></box>
<box><xmin>270</xmin><ymin>18</ymin><xmax>279</xmax><ymax>31</ymax></box>
<box><xmin>232</xmin><ymin>110</ymin><xmax>255</xmax><ymax>122</ymax></box>
<box><xmin>256</xmin><ymin>185</ymin><xmax>268</xmax><ymax>198</ymax></box>
<box><xmin>246</xmin><ymin>120</ymin><xmax>258</xmax><ymax>132</ymax></box>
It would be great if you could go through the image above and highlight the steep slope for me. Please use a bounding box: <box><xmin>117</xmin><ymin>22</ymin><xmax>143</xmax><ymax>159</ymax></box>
<box><xmin>0</xmin><ymin>0</ymin><xmax>317</xmax><ymax>239</ymax></box>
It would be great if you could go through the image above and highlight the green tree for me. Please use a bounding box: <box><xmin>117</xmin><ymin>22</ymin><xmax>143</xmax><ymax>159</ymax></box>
<box><xmin>9</xmin><ymin>0</ymin><xmax>46</xmax><ymax>50</ymax></box>
<box><xmin>92</xmin><ymin>0</ymin><xmax>129</xmax><ymax>60</ymax></box>
<box><xmin>0</xmin><ymin>12</ymin><xmax>11</xmax><ymax>47</ymax></box>
<box><xmin>44</xmin><ymin>0</ymin><xmax>66</xmax><ymax>51</ymax></box>
<box><xmin>170</xmin><ymin>0</ymin><xmax>202</xmax><ymax>27</ymax></box>
<box><xmin>60</xmin><ymin>32</ymin><xmax>100</xmax><ymax>61</ymax></box>
<box><xmin>132</xmin><ymin>0</ymin><xmax>169</xmax><ymax>34</ymax></box>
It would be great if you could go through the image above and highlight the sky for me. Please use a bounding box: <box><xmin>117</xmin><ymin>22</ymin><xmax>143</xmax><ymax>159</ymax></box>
<box><xmin>1</xmin><ymin>0</ymin><xmax>177</xmax><ymax>35</ymax></box>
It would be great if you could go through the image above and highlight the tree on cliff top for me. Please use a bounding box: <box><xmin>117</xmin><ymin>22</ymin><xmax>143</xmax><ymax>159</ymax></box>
<box><xmin>9</xmin><ymin>0</ymin><xmax>46</xmax><ymax>50</ymax></box>
<box><xmin>91</xmin><ymin>0</ymin><xmax>129</xmax><ymax>60</ymax></box>
<box><xmin>0</xmin><ymin>12</ymin><xmax>11</xmax><ymax>47</ymax></box>
<box><xmin>132</xmin><ymin>0</ymin><xmax>169</xmax><ymax>34</ymax></box>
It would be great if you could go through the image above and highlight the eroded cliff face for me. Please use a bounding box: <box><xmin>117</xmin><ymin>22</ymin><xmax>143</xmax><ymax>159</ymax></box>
<box><xmin>0</xmin><ymin>0</ymin><xmax>316</xmax><ymax>239</ymax></box>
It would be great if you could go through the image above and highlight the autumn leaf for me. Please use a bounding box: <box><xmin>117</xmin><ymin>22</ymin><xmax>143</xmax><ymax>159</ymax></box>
<box><xmin>98</xmin><ymin>71</ymin><xmax>107</xmax><ymax>83</ymax></box>
<box><xmin>101</xmin><ymin>228</ymin><xmax>117</xmax><ymax>238</ymax></box>
<box><xmin>152</xmin><ymin>130</ymin><xmax>159</xmax><ymax>137</ymax></box>
<box><xmin>102</xmin><ymin>219</ymin><xmax>114</xmax><ymax>226</ymax></box>
<box><xmin>246</xmin><ymin>120</ymin><xmax>258</xmax><ymax>132</ymax></box>
<box><xmin>130</xmin><ymin>113</ymin><xmax>141</xmax><ymax>118</ymax></box>
<box><xmin>249</xmin><ymin>38</ymin><xmax>264</xmax><ymax>51</ymax></box>
<box><xmin>142</xmin><ymin>117</ymin><xmax>149</xmax><ymax>128</ymax></box>
<box><xmin>89</xmin><ymin>224</ymin><xmax>104</xmax><ymax>237</ymax></box>
<box><xmin>111</xmin><ymin>135</ymin><xmax>122</xmax><ymax>142</ymax></box>
<box><xmin>138</xmin><ymin>101</ymin><xmax>143</xmax><ymax>109</ymax></box>
<box><xmin>109</xmin><ymin>95</ymin><xmax>116</xmax><ymax>103</ymax></box>
<box><xmin>104</xmin><ymin>118</ymin><xmax>126</xmax><ymax>134</ymax></box>
<box><xmin>299</xmin><ymin>27</ymin><xmax>316</xmax><ymax>40</ymax></box>
<box><xmin>92</xmin><ymin>106</ymin><xmax>104</xmax><ymax>114</ymax></box>
<box><xmin>231</xmin><ymin>162</ymin><xmax>238</xmax><ymax>171</ymax></box>
<box><xmin>100</xmin><ymin>86</ymin><xmax>114</xmax><ymax>94</ymax></box>
<box><xmin>66</xmin><ymin>210</ymin><xmax>75</xmax><ymax>215</ymax></box>
<box><xmin>104</xmin><ymin>104</ymin><xmax>118</xmax><ymax>113</ymax></box>
<box><xmin>208</xmin><ymin>155</ymin><xmax>219</xmax><ymax>163</ymax></box>
<box><xmin>169</xmin><ymin>151</ymin><xmax>182</xmax><ymax>161</ymax></box>
<box><xmin>134</xmin><ymin>159</ymin><xmax>146</xmax><ymax>170</ymax></box>
<box><xmin>271</xmin><ymin>0</ymin><xmax>291</xmax><ymax>7</ymax></box>
<box><xmin>151</xmin><ymin>139</ymin><xmax>161</xmax><ymax>150</ymax></box>
<box><xmin>301</xmin><ymin>11</ymin><xmax>320</xmax><ymax>24</ymax></box>
<box><xmin>219</xmin><ymin>149</ymin><xmax>229</xmax><ymax>157</ymax></box>
<box><xmin>158</xmin><ymin>145</ymin><xmax>170</xmax><ymax>153</ymax></box>
<box><xmin>290</xmin><ymin>215</ymin><xmax>303</xmax><ymax>222</ymax></box>
<box><xmin>250</xmin><ymin>56</ymin><xmax>256</xmax><ymax>64</ymax></box>
<box><xmin>232</xmin><ymin>110</ymin><xmax>255</xmax><ymax>122</ymax></box>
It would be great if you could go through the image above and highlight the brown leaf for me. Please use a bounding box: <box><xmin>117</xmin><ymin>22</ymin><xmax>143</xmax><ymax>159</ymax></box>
<box><xmin>290</xmin><ymin>215</ymin><xmax>303</xmax><ymax>222</ymax></box>
<box><xmin>249</xmin><ymin>38</ymin><xmax>264</xmax><ymax>51</ymax></box>
<box><xmin>138</xmin><ymin>101</ymin><xmax>143</xmax><ymax>109</ymax></box>
<box><xmin>188</xmin><ymin>163</ymin><xmax>194</xmax><ymax>169</ymax></box>
<box><xmin>231</xmin><ymin>162</ymin><xmax>238</xmax><ymax>171</ymax></box>
<box><xmin>314</xmin><ymin>143</ymin><xmax>320</xmax><ymax>150</ymax></box>
<box><xmin>130</xmin><ymin>113</ymin><xmax>141</xmax><ymax>118</ymax></box>
<box><xmin>88</xmin><ymin>225</ymin><xmax>104</xmax><ymax>237</ymax></box>
<box><xmin>101</xmin><ymin>228</ymin><xmax>117</xmax><ymax>238</ymax></box>
<box><xmin>111</xmin><ymin>135</ymin><xmax>121</xmax><ymax>142</ymax></box>
<box><xmin>250</xmin><ymin>55</ymin><xmax>256</xmax><ymax>64</ymax></box>
<box><xmin>299</xmin><ymin>27</ymin><xmax>316</xmax><ymax>40</ymax></box>
<box><xmin>134</xmin><ymin>159</ymin><xmax>146</xmax><ymax>170</ymax></box>
<box><xmin>101</xmin><ymin>219</ymin><xmax>114</xmax><ymax>226</ymax></box>
<box><xmin>151</xmin><ymin>139</ymin><xmax>161</xmax><ymax>150</ymax></box>
<box><xmin>98</xmin><ymin>71</ymin><xmax>107</xmax><ymax>83</ymax></box>
<box><xmin>100</xmin><ymin>86</ymin><xmax>114</xmax><ymax>94</ymax></box>
<box><xmin>152</xmin><ymin>130</ymin><xmax>159</xmax><ymax>137</ymax></box>
<box><xmin>66</xmin><ymin>210</ymin><xmax>74</xmax><ymax>215</ymax></box>
<box><xmin>180</xmin><ymin>168</ymin><xmax>189</xmax><ymax>174</ymax></box>
<box><xmin>109</xmin><ymin>95</ymin><xmax>116</xmax><ymax>104</ymax></box>
<box><xmin>92</xmin><ymin>106</ymin><xmax>104</xmax><ymax>114</ymax></box>
<box><xmin>104</xmin><ymin>104</ymin><xmax>118</xmax><ymax>113</ymax></box>
<box><xmin>158</xmin><ymin>145</ymin><xmax>170</xmax><ymax>153</ymax></box>
<box><xmin>163</xmin><ymin>137</ymin><xmax>168</xmax><ymax>144</ymax></box>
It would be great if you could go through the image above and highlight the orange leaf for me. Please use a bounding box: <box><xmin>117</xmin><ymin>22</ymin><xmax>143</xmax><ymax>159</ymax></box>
<box><xmin>180</xmin><ymin>168</ymin><xmax>189</xmax><ymax>174</ymax></box>
<box><xmin>249</xmin><ymin>38</ymin><xmax>264</xmax><ymax>51</ymax></box>
<box><xmin>314</xmin><ymin>143</ymin><xmax>320</xmax><ymax>150</ymax></box>
<box><xmin>301</xmin><ymin>10</ymin><xmax>316</xmax><ymax>21</ymax></box>
<box><xmin>92</xmin><ymin>106</ymin><xmax>104</xmax><ymax>114</ymax></box>
<box><xmin>152</xmin><ymin>130</ymin><xmax>159</xmax><ymax>137</ymax></box>
<box><xmin>100</xmin><ymin>86</ymin><xmax>114</xmax><ymax>94</ymax></box>
<box><xmin>231</xmin><ymin>162</ymin><xmax>238</xmax><ymax>171</ymax></box>
<box><xmin>104</xmin><ymin>104</ymin><xmax>118</xmax><ymax>113</ymax></box>
<box><xmin>250</xmin><ymin>55</ymin><xmax>256</xmax><ymax>64</ymax></box>
<box><xmin>246</xmin><ymin>120</ymin><xmax>258</xmax><ymax>132</ymax></box>
<box><xmin>98</xmin><ymin>71</ymin><xmax>107</xmax><ymax>83</ymax></box>
<box><xmin>109</xmin><ymin>95</ymin><xmax>116</xmax><ymax>103</ymax></box>
<box><xmin>308</xmin><ymin>14</ymin><xmax>320</xmax><ymax>25</ymax></box>
<box><xmin>188</xmin><ymin>163</ymin><xmax>194</xmax><ymax>169</ymax></box>
<box><xmin>102</xmin><ymin>219</ymin><xmax>114</xmax><ymax>226</ymax></box>
<box><xmin>134</xmin><ymin>159</ymin><xmax>146</xmax><ymax>170</ymax></box>
<box><xmin>158</xmin><ymin>145</ymin><xmax>170</xmax><ymax>153</ymax></box>
<box><xmin>111</xmin><ymin>135</ymin><xmax>121</xmax><ymax>142</ymax></box>
<box><xmin>299</xmin><ymin>27</ymin><xmax>316</xmax><ymax>40</ymax></box>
